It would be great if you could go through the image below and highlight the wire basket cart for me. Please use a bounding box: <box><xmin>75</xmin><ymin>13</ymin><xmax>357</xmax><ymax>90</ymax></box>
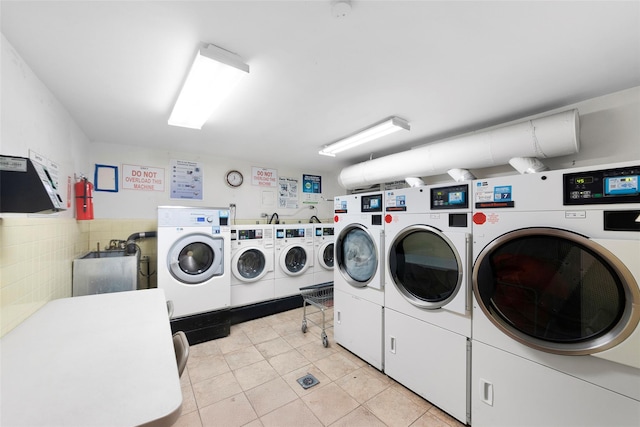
<box><xmin>300</xmin><ymin>282</ymin><xmax>334</xmax><ymax>347</ymax></box>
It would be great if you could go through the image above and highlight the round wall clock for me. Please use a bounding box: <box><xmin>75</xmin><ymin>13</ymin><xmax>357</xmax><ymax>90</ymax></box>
<box><xmin>225</xmin><ymin>170</ymin><xmax>244</xmax><ymax>187</ymax></box>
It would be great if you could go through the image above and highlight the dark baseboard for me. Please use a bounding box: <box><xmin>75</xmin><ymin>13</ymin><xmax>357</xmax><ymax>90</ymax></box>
<box><xmin>170</xmin><ymin>295</ymin><xmax>303</xmax><ymax>345</ymax></box>
<box><xmin>229</xmin><ymin>295</ymin><xmax>304</xmax><ymax>325</ymax></box>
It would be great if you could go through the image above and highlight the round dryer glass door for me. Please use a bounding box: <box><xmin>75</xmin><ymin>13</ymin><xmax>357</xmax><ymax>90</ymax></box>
<box><xmin>168</xmin><ymin>234</ymin><xmax>224</xmax><ymax>284</ymax></box>
<box><xmin>236</xmin><ymin>249</ymin><xmax>267</xmax><ymax>281</ymax></box>
<box><xmin>282</xmin><ymin>246</ymin><xmax>308</xmax><ymax>275</ymax></box>
<box><xmin>337</xmin><ymin>225</ymin><xmax>378</xmax><ymax>287</ymax></box>
<box><xmin>473</xmin><ymin>227</ymin><xmax>640</xmax><ymax>356</ymax></box>
<box><xmin>389</xmin><ymin>225</ymin><xmax>462</xmax><ymax>309</ymax></box>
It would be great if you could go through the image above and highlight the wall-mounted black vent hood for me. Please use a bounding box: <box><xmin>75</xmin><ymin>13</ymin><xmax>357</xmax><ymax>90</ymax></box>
<box><xmin>0</xmin><ymin>155</ymin><xmax>65</xmax><ymax>213</ymax></box>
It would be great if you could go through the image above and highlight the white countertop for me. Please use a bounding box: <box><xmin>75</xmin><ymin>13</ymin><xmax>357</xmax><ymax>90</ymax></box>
<box><xmin>1</xmin><ymin>289</ymin><xmax>182</xmax><ymax>427</ymax></box>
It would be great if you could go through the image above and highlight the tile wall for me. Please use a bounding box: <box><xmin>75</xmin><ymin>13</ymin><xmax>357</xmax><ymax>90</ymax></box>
<box><xmin>0</xmin><ymin>218</ymin><xmax>159</xmax><ymax>337</ymax></box>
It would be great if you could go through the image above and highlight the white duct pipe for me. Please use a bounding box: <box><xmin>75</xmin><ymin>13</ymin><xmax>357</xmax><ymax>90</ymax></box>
<box><xmin>338</xmin><ymin>109</ymin><xmax>579</xmax><ymax>190</ymax></box>
<box><xmin>509</xmin><ymin>157</ymin><xmax>549</xmax><ymax>174</ymax></box>
<box><xmin>447</xmin><ymin>168</ymin><xmax>476</xmax><ymax>182</ymax></box>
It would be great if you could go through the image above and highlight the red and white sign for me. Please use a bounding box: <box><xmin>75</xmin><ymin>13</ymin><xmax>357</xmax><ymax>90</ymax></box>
<box><xmin>252</xmin><ymin>167</ymin><xmax>277</xmax><ymax>188</ymax></box>
<box><xmin>122</xmin><ymin>164</ymin><xmax>165</xmax><ymax>192</ymax></box>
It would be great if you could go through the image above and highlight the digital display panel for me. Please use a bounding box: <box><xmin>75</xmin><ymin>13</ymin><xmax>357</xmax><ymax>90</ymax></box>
<box><xmin>564</xmin><ymin>165</ymin><xmax>640</xmax><ymax>205</ymax></box>
<box><xmin>315</xmin><ymin>227</ymin><xmax>334</xmax><ymax>237</ymax></box>
<box><xmin>286</xmin><ymin>228</ymin><xmax>305</xmax><ymax>238</ymax></box>
<box><xmin>431</xmin><ymin>184</ymin><xmax>469</xmax><ymax>209</ymax></box>
<box><xmin>239</xmin><ymin>229</ymin><xmax>262</xmax><ymax>240</ymax></box>
<box><xmin>361</xmin><ymin>194</ymin><xmax>383</xmax><ymax>212</ymax></box>
<box><xmin>575</xmin><ymin>177</ymin><xmax>594</xmax><ymax>185</ymax></box>
<box><xmin>448</xmin><ymin>191</ymin><xmax>465</xmax><ymax>205</ymax></box>
<box><xmin>605</xmin><ymin>176</ymin><xmax>639</xmax><ymax>196</ymax></box>
<box><xmin>276</xmin><ymin>229</ymin><xmax>285</xmax><ymax>239</ymax></box>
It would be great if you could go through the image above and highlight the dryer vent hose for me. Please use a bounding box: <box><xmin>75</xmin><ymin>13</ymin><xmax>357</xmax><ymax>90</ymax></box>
<box><xmin>125</xmin><ymin>231</ymin><xmax>157</xmax><ymax>255</ymax></box>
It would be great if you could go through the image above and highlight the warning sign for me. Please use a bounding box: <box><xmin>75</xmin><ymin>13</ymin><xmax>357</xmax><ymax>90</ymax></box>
<box><xmin>122</xmin><ymin>164</ymin><xmax>165</xmax><ymax>192</ymax></box>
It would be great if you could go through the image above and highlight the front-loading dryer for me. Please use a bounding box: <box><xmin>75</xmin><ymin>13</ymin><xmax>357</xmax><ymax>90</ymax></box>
<box><xmin>230</xmin><ymin>224</ymin><xmax>275</xmax><ymax>307</ymax></box>
<box><xmin>157</xmin><ymin>206</ymin><xmax>231</xmax><ymax>318</ymax></box>
<box><xmin>384</xmin><ymin>183</ymin><xmax>472</xmax><ymax>425</ymax></box>
<box><xmin>313</xmin><ymin>224</ymin><xmax>334</xmax><ymax>285</ymax></box>
<box><xmin>334</xmin><ymin>191</ymin><xmax>385</xmax><ymax>370</ymax></box>
<box><xmin>470</xmin><ymin>162</ymin><xmax>640</xmax><ymax>426</ymax></box>
<box><xmin>274</xmin><ymin>224</ymin><xmax>314</xmax><ymax>298</ymax></box>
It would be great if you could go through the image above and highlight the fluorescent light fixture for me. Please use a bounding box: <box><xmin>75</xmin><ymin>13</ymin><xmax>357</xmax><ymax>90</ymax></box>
<box><xmin>319</xmin><ymin>116</ymin><xmax>410</xmax><ymax>157</ymax></box>
<box><xmin>168</xmin><ymin>44</ymin><xmax>249</xmax><ymax>129</ymax></box>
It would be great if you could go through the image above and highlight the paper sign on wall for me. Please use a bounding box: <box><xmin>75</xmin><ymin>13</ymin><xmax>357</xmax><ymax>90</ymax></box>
<box><xmin>170</xmin><ymin>159</ymin><xmax>203</xmax><ymax>200</ymax></box>
<box><xmin>122</xmin><ymin>164</ymin><xmax>165</xmax><ymax>192</ymax></box>
<box><xmin>279</xmin><ymin>177</ymin><xmax>298</xmax><ymax>209</ymax></box>
<box><xmin>252</xmin><ymin>167</ymin><xmax>277</xmax><ymax>187</ymax></box>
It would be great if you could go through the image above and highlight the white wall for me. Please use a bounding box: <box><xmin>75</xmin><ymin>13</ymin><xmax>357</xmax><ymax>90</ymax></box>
<box><xmin>1</xmin><ymin>33</ymin><xmax>90</xmax><ymax>209</ymax></box>
<box><xmin>88</xmin><ymin>142</ymin><xmax>342</xmax><ymax>223</ymax></box>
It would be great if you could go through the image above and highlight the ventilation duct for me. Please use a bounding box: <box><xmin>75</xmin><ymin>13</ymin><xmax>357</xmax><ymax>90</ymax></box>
<box><xmin>447</xmin><ymin>168</ymin><xmax>476</xmax><ymax>182</ymax></box>
<box><xmin>509</xmin><ymin>157</ymin><xmax>549</xmax><ymax>174</ymax></box>
<box><xmin>338</xmin><ymin>109</ymin><xmax>579</xmax><ymax>190</ymax></box>
<box><xmin>405</xmin><ymin>177</ymin><xmax>425</xmax><ymax>187</ymax></box>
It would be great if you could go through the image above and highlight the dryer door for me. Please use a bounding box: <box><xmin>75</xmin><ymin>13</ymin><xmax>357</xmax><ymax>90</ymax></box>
<box><xmin>388</xmin><ymin>225</ymin><xmax>464</xmax><ymax>309</ymax></box>
<box><xmin>280</xmin><ymin>245</ymin><xmax>309</xmax><ymax>276</ymax></box>
<box><xmin>232</xmin><ymin>247</ymin><xmax>268</xmax><ymax>283</ymax></box>
<box><xmin>336</xmin><ymin>224</ymin><xmax>380</xmax><ymax>288</ymax></box>
<box><xmin>473</xmin><ymin>227</ymin><xmax>640</xmax><ymax>362</ymax></box>
<box><xmin>168</xmin><ymin>233</ymin><xmax>224</xmax><ymax>284</ymax></box>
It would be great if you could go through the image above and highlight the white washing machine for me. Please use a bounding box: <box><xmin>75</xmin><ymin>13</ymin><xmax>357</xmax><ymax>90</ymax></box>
<box><xmin>313</xmin><ymin>224</ymin><xmax>334</xmax><ymax>285</ymax></box>
<box><xmin>384</xmin><ymin>183</ymin><xmax>472</xmax><ymax>424</ymax></box>
<box><xmin>274</xmin><ymin>224</ymin><xmax>314</xmax><ymax>298</ymax></box>
<box><xmin>157</xmin><ymin>206</ymin><xmax>231</xmax><ymax>318</ymax></box>
<box><xmin>471</xmin><ymin>162</ymin><xmax>640</xmax><ymax>426</ymax></box>
<box><xmin>334</xmin><ymin>192</ymin><xmax>385</xmax><ymax>370</ymax></box>
<box><xmin>230</xmin><ymin>224</ymin><xmax>275</xmax><ymax>307</ymax></box>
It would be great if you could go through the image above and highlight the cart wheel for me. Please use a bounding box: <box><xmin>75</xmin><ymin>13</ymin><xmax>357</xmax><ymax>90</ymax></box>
<box><xmin>301</xmin><ymin>320</ymin><xmax>307</xmax><ymax>333</ymax></box>
<box><xmin>322</xmin><ymin>333</ymin><xmax>329</xmax><ymax>348</ymax></box>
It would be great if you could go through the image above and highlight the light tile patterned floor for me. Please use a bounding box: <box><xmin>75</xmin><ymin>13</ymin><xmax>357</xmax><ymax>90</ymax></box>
<box><xmin>173</xmin><ymin>306</ymin><xmax>465</xmax><ymax>427</ymax></box>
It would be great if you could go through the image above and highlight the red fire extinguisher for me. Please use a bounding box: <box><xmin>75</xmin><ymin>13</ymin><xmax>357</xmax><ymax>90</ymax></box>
<box><xmin>75</xmin><ymin>177</ymin><xmax>94</xmax><ymax>220</ymax></box>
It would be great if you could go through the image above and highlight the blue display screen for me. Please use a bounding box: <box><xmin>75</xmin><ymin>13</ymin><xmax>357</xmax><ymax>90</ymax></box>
<box><xmin>605</xmin><ymin>176</ymin><xmax>639</xmax><ymax>196</ymax></box>
<box><xmin>448</xmin><ymin>191</ymin><xmax>465</xmax><ymax>205</ymax></box>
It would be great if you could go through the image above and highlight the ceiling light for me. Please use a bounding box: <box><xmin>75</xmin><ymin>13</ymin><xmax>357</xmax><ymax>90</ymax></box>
<box><xmin>319</xmin><ymin>117</ymin><xmax>410</xmax><ymax>157</ymax></box>
<box><xmin>168</xmin><ymin>44</ymin><xmax>249</xmax><ymax>129</ymax></box>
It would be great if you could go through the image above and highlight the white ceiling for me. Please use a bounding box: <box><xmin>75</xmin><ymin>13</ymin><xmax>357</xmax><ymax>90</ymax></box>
<box><xmin>2</xmin><ymin>1</ymin><xmax>639</xmax><ymax>173</ymax></box>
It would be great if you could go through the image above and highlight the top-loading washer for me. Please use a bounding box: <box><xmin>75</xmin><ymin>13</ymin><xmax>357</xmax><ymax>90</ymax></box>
<box><xmin>470</xmin><ymin>162</ymin><xmax>640</xmax><ymax>426</ymax></box>
<box><xmin>313</xmin><ymin>224</ymin><xmax>334</xmax><ymax>286</ymax></box>
<box><xmin>230</xmin><ymin>224</ymin><xmax>275</xmax><ymax>307</ymax></box>
<box><xmin>273</xmin><ymin>224</ymin><xmax>314</xmax><ymax>298</ymax></box>
<box><xmin>157</xmin><ymin>206</ymin><xmax>231</xmax><ymax>318</ymax></box>
<box><xmin>384</xmin><ymin>183</ymin><xmax>472</xmax><ymax>424</ymax></box>
<box><xmin>333</xmin><ymin>191</ymin><xmax>385</xmax><ymax>370</ymax></box>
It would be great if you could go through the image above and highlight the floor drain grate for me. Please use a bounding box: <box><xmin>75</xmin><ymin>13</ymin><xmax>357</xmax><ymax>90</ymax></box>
<box><xmin>296</xmin><ymin>373</ymin><xmax>320</xmax><ymax>389</ymax></box>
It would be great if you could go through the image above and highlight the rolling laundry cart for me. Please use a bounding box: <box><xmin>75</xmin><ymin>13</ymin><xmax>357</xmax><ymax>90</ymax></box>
<box><xmin>300</xmin><ymin>282</ymin><xmax>333</xmax><ymax>347</ymax></box>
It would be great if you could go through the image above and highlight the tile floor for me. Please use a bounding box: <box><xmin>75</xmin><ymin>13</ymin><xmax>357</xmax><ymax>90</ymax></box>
<box><xmin>173</xmin><ymin>306</ymin><xmax>465</xmax><ymax>427</ymax></box>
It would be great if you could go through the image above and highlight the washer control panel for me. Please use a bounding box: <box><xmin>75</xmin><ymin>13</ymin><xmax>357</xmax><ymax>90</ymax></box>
<box><xmin>564</xmin><ymin>165</ymin><xmax>640</xmax><ymax>205</ymax></box>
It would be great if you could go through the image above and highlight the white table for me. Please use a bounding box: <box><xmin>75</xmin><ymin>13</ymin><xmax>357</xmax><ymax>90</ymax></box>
<box><xmin>1</xmin><ymin>289</ymin><xmax>182</xmax><ymax>427</ymax></box>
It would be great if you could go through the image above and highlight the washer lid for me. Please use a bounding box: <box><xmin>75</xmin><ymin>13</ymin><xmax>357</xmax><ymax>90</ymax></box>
<box><xmin>232</xmin><ymin>247</ymin><xmax>268</xmax><ymax>282</ymax></box>
<box><xmin>318</xmin><ymin>242</ymin><xmax>334</xmax><ymax>270</ymax></box>
<box><xmin>280</xmin><ymin>245</ymin><xmax>309</xmax><ymax>276</ymax></box>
